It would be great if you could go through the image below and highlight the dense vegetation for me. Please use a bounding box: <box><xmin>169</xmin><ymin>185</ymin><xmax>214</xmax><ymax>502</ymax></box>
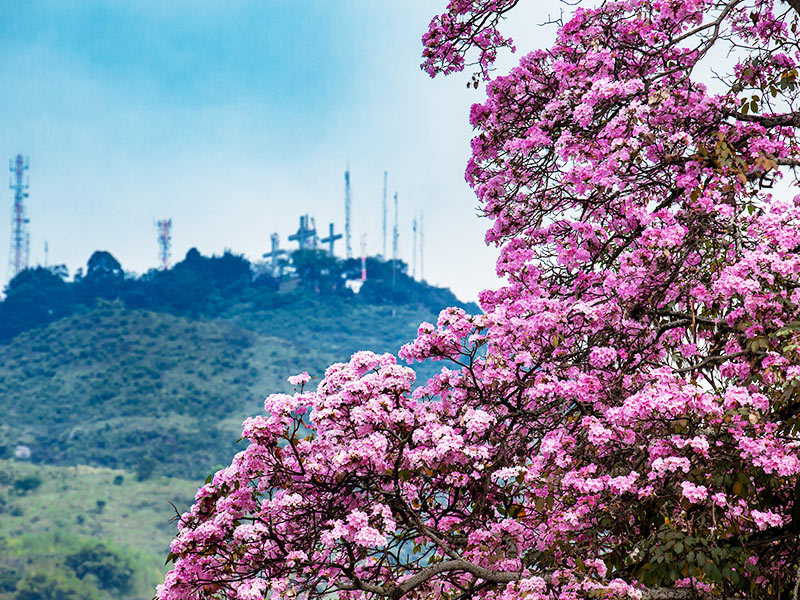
<box><xmin>0</xmin><ymin>248</ymin><xmax>468</xmax><ymax>341</ymax></box>
<box><xmin>0</xmin><ymin>459</ymin><xmax>199</xmax><ymax>600</ymax></box>
<box><xmin>0</xmin><ymin>249</ymin><xmax>472</xmax><ymax>479</ymax></box>
<box><xmin>0</xmin><ymin>247</ymin><xmax>475</xmax><ymax>599</ymax></box>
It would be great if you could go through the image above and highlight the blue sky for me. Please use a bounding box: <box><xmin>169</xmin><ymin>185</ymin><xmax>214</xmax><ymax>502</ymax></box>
<box><xmin>0</xmin><ymin>1</ymin><xmax>559</xmax><ymax>302</ymax></box>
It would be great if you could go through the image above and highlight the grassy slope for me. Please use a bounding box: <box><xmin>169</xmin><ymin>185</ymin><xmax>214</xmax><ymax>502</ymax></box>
<box><xmin>0</xmin><ymin>459</ymin><xmax>199</xmax><ymax>600</ymax></box>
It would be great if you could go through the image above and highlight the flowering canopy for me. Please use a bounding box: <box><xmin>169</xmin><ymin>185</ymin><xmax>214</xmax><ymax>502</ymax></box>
<box><xmin>159</xmin><ymin>1</ymin><xmax>800</xmax><ymax>599</ymax></box>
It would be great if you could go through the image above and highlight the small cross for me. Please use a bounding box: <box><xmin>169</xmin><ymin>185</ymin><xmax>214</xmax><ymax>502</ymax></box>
<box><xmin>320</xmin><ymin>222</ymin><xmax>343</xmax><ymax>256</ymax></box>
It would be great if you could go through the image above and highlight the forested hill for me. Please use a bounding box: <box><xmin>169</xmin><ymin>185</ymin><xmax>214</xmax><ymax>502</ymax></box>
<box><xmin>0</xmin><ymin>248</ymin><xmax>478</xmax><ymax>479</ymax></box>
<box><xmin>0</xmin><ymin>247</ymin><xmax>476</xmax><ymax>341</ymax></box>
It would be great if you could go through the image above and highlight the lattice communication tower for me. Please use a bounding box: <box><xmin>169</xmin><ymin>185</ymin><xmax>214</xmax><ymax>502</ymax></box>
<box><xmin>8</xmin><ymin>154</ymin><xmax>30</xmax><ymax>280</ymax></box>
<box><xmin>392</xmin><ymin>192</ymin><xmax>399</xmax><ymax>262</ymax></box>
<box><xmin>382</xmin><ymin>171</ymin><xmax>387</xmax><ymax>259</ymax></box>
<box><xmin>156</xmin><ymin>219</ymin><xmax>172</xmax><ymax>270</ymax></box>
<box><xmin>345</xmin><ymin>168</ymin><xmax>353</xmax><ymax>259</ymax></box>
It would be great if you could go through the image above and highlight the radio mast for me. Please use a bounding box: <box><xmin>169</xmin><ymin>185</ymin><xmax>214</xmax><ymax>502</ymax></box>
<box><xmin>8</xmin><ymin>154</ymin><xmax>30</xmax><ymax>280</ymax></box>
<box><xmin>156</xmin><ymin>219</ymin><xmax>172</xmax><ymax>270</ymax></box>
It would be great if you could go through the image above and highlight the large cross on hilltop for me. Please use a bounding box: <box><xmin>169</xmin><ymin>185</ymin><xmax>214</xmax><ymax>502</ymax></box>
<box><xmin>288</xmin><ymin>215</ymin><xmax>317</xmax><ymax>250</ymax></box>
<box><xmin>320</xmin><ymin>222</ymin><xmax>343</xmax><ymax>256</ymax></box>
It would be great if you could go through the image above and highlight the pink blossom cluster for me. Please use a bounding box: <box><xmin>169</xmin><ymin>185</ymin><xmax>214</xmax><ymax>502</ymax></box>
<box><xmin>421</xmin><ymin>0</ymin><xmax>517</xmax><ymax>79</ymax></box>
<box><xmin>160</xmin><ymin>0</ymin><xmax>800</xmax><ymax>599</ymax></box>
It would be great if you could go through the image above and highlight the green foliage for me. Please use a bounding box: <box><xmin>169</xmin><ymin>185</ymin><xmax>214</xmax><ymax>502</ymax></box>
<box><xmin>290</xmin><ymin>249</ymin><xmax>351</xmax><ymax>294</ymax></box>
<box><xmin>65</xmin><ymin>543</ymin><xmax>134</xmax><ymax>594</ymax></box>
<box><xmin>13</xmin><ymin>474</ymin><xmax>42</xmax><ymax>495</ymax></box>
<box><xmin>0</xmin><ymin>248</ymin><xmax>477</xmax><ymax>343</ymax></box>
<box><xmin>0</xmin><ymin>264</ymin><xmax>463</xmax><ymax>477</ymax></box>
<box><xmin>357</xmin><ymin>257</ymin><xmax>469</xmax><ymax>313</ymax></box>
<box><xmin>135</xmin><ymin>457</ymin><xmax>158</xmax><ymax>482</ymax></box>
<box><xmin>0</xmin><ymin>468</ymin><xmax>12</xmax><ymax>486</ymax></box>
<box><xmin>0</xmin><ymin>565</ymin><xmax>19</xmax><ymax>593</ymax></box>
<box><xmin>633</xmin><ymin>527</ymin><xmax>753</xmax><ymax>593</ymax></box>
<box><xmin>0</xmin><ymin>304</ymin><xmax>263</xmax><ymax>478</ymax></box>
<box><xmin>0</xmin><ymin>460</ymin><xmax>201</xmax><ymax>599</ymax></box>
<box><xmin>0</xmin><ymin>266</ymin><xmax>74</xmax><ymax>339</ymax></box>
<box><xmin>78</xmin><ymin>251</ymin><xmax>124</xmax><ymax>302</ymax></box>
<box><xmin>13</xmin><ymin>572</ymin><xmax>99</xmax><ymax>600</ymax></box>
<box><xmin>0</xmin><ymin>247</ymin><xmax>478</xmax><ymax>600</ymax></box>
<box><xmin>124</xmin><ymin>248</ymin><xmax>253</xmax><ymax>316</ymax></box>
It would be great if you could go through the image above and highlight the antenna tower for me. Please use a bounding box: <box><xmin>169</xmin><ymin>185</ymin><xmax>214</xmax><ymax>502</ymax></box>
<box><xmin>392</xmin><ymin>192</ymin><xmax>399</xmax><ymax>262</ymax></box>
<box><xmin>382</xmin><ymin>171</ymin><xmax>387</xmax><ymax>259</ymax></box>
<box><xmin>391</xmin><ymin>192</ymin><xmax>399</xmax><ymax>317</ymax></box>
<box><xmin>420</xmin><ymin>212</ymin><xmax>424</xmax><ymax>281</ymax></box>
<box><xmin>156</xmin><ymin>219</ymin><xmax>172</xmax><ymax>270</ymax></box>
<box><xmin>8</xmin><ymin>154</ymin><xmax>30</xmax><ymax>279</ymax></box>
<box><xmin>412</xmin><ymin>216</ymin><xmax>418</xmax><ymax>279</ymax></box>
<box><xmin>344</xmin><ymin>168</ymin><xmax>352</xmax><ymax>259</ymax></box>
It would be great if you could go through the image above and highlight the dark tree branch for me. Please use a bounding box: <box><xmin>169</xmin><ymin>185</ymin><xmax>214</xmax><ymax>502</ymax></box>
<box><xmin>338</xmin><ymin>560</ymin><xmax>527</xmax><ymax>599</ymax></box>
<box><xmin>785</xmin><ymin>0</ymin><xmax>800</xmax><ymax>17</ymax></box>
<box><xmin>729</xmin><ymin>110</ymin><xmax>800</xmax><ymax>128</ymax></box>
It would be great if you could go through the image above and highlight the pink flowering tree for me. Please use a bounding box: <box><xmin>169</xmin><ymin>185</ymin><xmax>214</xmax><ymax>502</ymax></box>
<box><xmin>159</xmin><ymin>1</ymin><xmax>800</xmax><ymax>599</ymax></box>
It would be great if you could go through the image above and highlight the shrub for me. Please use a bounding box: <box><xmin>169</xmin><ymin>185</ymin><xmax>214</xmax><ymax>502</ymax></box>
<box><xmin>64</xmin><ymin>543</ymin><xmax>134</xmax><ymax>594</ymax></box>
<box><xmin>13</xmin><ymin>475</ymin><xmax>42</xmax><ymax>495</ymax></box>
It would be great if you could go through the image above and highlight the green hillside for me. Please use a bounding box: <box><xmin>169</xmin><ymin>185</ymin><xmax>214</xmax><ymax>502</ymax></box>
<box><xmin>0</xmin><ymin>248</ymin><xmax>478</xmax><ymax>599</ymax></box>
<box><xmin>0</xmin><ymin>295</ymin><xmax>444</xmax><ymax>479</ymax></box>
<box><xmin>0</xmin><ymin>459</ymin><xmax>199</xmax><ymax>600</ymax></box>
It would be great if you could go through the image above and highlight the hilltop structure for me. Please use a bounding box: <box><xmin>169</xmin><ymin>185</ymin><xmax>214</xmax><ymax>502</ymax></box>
<box><xmin>8</xmin><ymin>154</ymin><xmax>30</xmax><ymax>281</ymax></box>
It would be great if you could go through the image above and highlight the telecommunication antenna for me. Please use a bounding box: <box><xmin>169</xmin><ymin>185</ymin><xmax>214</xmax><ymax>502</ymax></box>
<box><xmin>156</xmin><ymin>219</ymin><xmax>172</xmax><ymax>270</ymax></box>
<box><xmin>420</xmin><ymin>211</ymin><xmax>424</xmax><ymax>281</ymax></box>
<box><xmin>392</xmin><ymin>192</ymin><xmax>399</xmax><ymax>262</ymax></box>
<box><xmin>382</xmin><ymin>171</ymin><xmax>387</xmax><ymax>259</ymax></box>
<box><xmin>44</xmin><ymin>240</ymin><xmax>49</xmax><ymax>268</ymax></box>
<box><xmin>8</xmin><ymin>154</ymin><xmax>30</xmax><ymax>280</ymax></box>
<box><xmin>344</xmin><ymin>168</ymin><xmax>352</xmax><ymax>259</ymax></box>
<box><xmin>391</xmin><ymin>192</ymin><xmax>399</xmax><ymax>317</ymax></box>
<box><xmin>412</xmin><ymin>216</ymin><xmax>418</xmax><ymax>279</ymax></box>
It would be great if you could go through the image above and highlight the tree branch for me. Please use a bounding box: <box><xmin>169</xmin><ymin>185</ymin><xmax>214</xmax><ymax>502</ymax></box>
<box><xmin>728</xmin><ymin>110</ymin><xmax>800</xmax><ymax>128</ymax></box>
<box><xmin>785</xmin><ymin>0</ymin><xmax>800</xmax><ymax>17</ymax></box>
<box><xmin>393</xmin><ymin>560</ymin><xmax>523</xmax><ymax>597</ymax></box>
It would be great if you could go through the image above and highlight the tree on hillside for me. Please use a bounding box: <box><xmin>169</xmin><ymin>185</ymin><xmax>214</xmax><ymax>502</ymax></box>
<box><xmin>124</xmin><ymin>248</ymin><xmax>253</xmax><ymax>315</ymax></box>
<box><xmin>0</xmin><ymin>266</ymin><xmax>74</xmax><ymax>339</ymax></box>
<box><xmin>78</xmin><ymin>250</ymin><xmax>125</xmax><ymax>301</ymax></box>
<box><xmin>291</xmin><ymin>249</ymin><xmax>349</xmax><ymax>294</ymax></box>
<box><xmin>161</xmin><ymin>2</ymin><xmax>800</xmax><ymax>595</ymax></box>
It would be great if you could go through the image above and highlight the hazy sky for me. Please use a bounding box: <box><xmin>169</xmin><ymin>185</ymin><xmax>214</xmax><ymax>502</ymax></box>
<box><xmin>1</xmin><ymin>1</ymin><xmax>561</xmax><ymax>302</ymax></box>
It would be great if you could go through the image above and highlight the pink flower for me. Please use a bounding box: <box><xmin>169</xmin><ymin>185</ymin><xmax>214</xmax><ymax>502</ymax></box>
<box><xmin>287</xmin><ymin>371</ymin><xmax>311</xmax><ymax>386</ymax></box>
<box><xmin>680</xmin><ymin>481</ymin><xmax>708</xmax><ymax>503</ymax></box>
